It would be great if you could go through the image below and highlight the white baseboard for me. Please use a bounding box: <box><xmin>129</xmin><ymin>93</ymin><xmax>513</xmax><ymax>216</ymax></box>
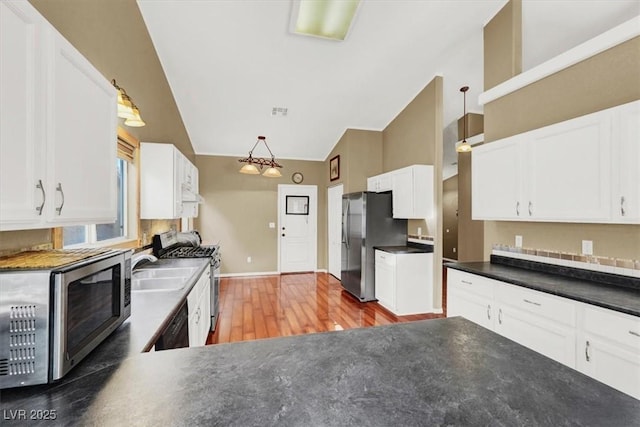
<box><xmin>220</xmin><ymin>270</ymin><xmax>329</xmax><ymax>278</ymax></box>
<box><xmin>220</xmin><ymin>271</ymin><xmax>279</xmax><ymax>278</ymax></box>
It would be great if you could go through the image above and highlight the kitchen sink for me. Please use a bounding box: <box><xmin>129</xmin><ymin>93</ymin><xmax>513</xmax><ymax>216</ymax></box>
<box><xmin>131</xmin><ymin>267</ymin><xmax>199</xmax><ymax>292</ymax></box>
<box><xmin>131</xmin><ymin>277</ymin><xmax>189</xmax><ymax>292</ymax></box>
<box><xmin>132</xmin><ymin>267</ymin><xmax>198</xmax><ymax>280</ymax></box>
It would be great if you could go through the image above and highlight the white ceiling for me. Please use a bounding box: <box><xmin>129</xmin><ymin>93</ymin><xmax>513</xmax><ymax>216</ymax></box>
<box><xmin>137</xmin><ymin>0</ymin><xmax>639</xmax><ymax>178</ymax></box>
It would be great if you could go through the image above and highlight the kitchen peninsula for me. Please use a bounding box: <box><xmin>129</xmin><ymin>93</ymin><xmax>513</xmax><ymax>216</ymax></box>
<box><xmin>2</xmin><ymin>317</ymin><xmax>638</xmax><ymax>426</ymax></box>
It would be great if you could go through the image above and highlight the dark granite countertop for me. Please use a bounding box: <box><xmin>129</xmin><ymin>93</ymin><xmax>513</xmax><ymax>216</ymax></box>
<box><xmin>375</xmin><ymin>242</ymin><xmax>434</xmax><ymax>254</ymax></box>
<box><xmin>445</xmin><ymin>258</ymin><xmax>640</xmax><ymax>317</ymax></box>
<box><xmin>2</xmin><ymin>317</ymin><xmax>638</xmax><ymax>426</ymax></box>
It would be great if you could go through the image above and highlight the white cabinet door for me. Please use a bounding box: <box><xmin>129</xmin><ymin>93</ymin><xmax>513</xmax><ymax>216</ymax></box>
<box><xmin>48</xmin><ymin>30</ymin><xmax>117</xmax><ymax>224</ymax></box>
<box><xmin>527</xmin><ymin>110</ymin><xmax>611</xmax><ymax>222</ymax></box>
<box><xmin>577</xmin><ymin>304</ymin><xmax>640</xmax><ymax>399</ymax></box>
<box><xmin>0</xmin><ymin>1</ymin><xmax>46</xmax><ymax>230</ymax></box>
<box><xmin>141</xmin><ymin>143</ymin><xmax>180</xmax><ymax>219</ymax></box>
<box><xmin>447</xmin><ymin>269</ymin><xmax>494</xmax><ymax>330</ymax></box>
<box><xmin>374</xmin><ymin>250</ymin><xmax>396</xmax><ymax>312</ymax></box>
<box><xmin>494</xmin><ymin>302</ymin><xmax>576</xmax><ymax>368</ymax></box>
<box><xmin>611</xmin><ymin>100</ymin><xmax>640</xmax><ymax>223</ymax></box>
<box><xmin>472</xmin><ymin>137</ymin><xmax>523</xmax><ymax>220</ymax></box>
<box><xmin>577</xmin><ymin>334</ymin><xmax>640</xmax><ymax>400</ymax></box>
<box><xmin>200</xmin><ymin>273</ymin><xmax>211</xmax><ymax>341</ymax></box>
<box><xmin>367</xmin><ymin>173</ymin><xmax>393</xmax><ymax>192</ymax></box>
<box><xmin>391</xmin><ymin>169</ymin><xmax>413</xmax><ymax>218</ymax></box>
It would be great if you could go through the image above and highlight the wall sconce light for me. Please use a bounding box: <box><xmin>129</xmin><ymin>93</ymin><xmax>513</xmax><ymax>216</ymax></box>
<box><xmin>238</xmin><ymin>136</ymin><xmax>283</xmax><ymax>178</ymax></box>
<box><xmin>112</xmin><ymin>79</ymin><xmax>145</xmax><ymax>127</ymax></box>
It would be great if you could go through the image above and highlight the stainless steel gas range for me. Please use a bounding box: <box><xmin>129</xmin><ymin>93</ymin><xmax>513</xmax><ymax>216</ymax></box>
<box><xmin>152</xmin><ymin>231</ymin><xmax>220</xmax><ymax>332</ymax></box>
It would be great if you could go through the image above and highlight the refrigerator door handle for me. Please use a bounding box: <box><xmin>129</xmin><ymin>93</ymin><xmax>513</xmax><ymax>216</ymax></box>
<box><xmin>343</xmin><ymin>202</ymin><xmax>350</xmax><ymax>248</ymax></box>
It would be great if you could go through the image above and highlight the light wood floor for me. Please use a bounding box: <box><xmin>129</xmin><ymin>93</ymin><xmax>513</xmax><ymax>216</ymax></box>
<box><xmin>207</xmin><ymin>272</ymin><xmax>445</xmax><ymax>345</ymax></box>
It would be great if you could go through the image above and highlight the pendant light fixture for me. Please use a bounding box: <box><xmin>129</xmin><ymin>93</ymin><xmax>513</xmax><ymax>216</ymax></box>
<box><xmin>456</xmin><ymin>86</ymin><xmax>472</xmax><ymax>153</ymax></box>
<box><xmin>238</xmin><ymin>136</ymin><xmax>283</xmax><ymax>178</ymax></box>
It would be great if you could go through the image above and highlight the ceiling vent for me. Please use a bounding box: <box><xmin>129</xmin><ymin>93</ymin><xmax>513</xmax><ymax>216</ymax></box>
<box><xmin>271</xmin><ymin>107</ymin><xmax>288</xmax><ymax>117</ymax></box>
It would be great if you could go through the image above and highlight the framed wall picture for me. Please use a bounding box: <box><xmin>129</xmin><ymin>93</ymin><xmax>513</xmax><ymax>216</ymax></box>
<box><xmin>330</xmin><ymin>155</ymin><xmax>340</xmax><ymax>181</ymax></box>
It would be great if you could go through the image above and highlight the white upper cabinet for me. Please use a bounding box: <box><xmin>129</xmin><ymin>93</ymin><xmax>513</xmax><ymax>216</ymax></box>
<box><xmin>140</xmin><ymin>142</ymin><xmax>199</xmax><ymax>219</ymax></box>
<box><xmin>368</xmin><ymin>165</ymin><xmax>434</xmax><ymax>219</ymax></box>
<box><xmin>472</xmin><ymin>136</ymin><xmax>524</xmax><ymax>220</ymax></box>
<box><xmin>611</xmin><ymin>101</ymin><xmax>640</xmax><ymax>223</ymax></box>
<box><xmin>48</xmin><ymin>28</ymin><xmax>117</xmax><ymax>224</ymax></box>
<box><xmin>0</xmin><ymin>1</ymin><xmax>117</xmax><ymax>231</ymax></box>
<box><xmin>0</xmin><ymin>1</ymin><xmax>45</xmax><ymax>229</ymax></box>
<box><xmin>472</xmin><ymin>101</ymin><xmax>639</xmax><ymax>224</ymax></box>
<box><xmin>527</xmin><ymin>109</ymin><xmax>611</xmax><ymax>222</ymax></box>
<box><xmin>367</xmin><ymin>172</ymin><xmax>393</xmax><ymax>193</ymax></box>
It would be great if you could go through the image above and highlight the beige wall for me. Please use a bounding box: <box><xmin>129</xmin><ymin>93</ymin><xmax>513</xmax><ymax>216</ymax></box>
<box><xmin>195</xmin><ymin>156</ymin><xmax>326</xmax><ymax>274</ymax></box>
<box><xmin>28</xmin><ymin>0</ymin><xmax>195</xmax><ymax>162</ymax></box>
<box><xmin>442</xmin><ymin>175</ymin><xmax>458</xmax><ymax>260</ymax></box>
<box><xmin>485</xmin><ymin>37</ymin><xmax>640</xmax><ymax>142</ymax></box>
<box><xmin>381</xmin><ymin>76</ymin><xmax>444</xmax><ymax>310</ymax></box>
<box><xmin>324</xmin><ymin>129</ymin><xmax>383</xmax><ymax>194</ymax></box>
<box><xmin>457</xmin><ymin>152</ymin><xmax>485</xmax><ymax>262</ymax></box>
<box><xmin>483</xmin><ymin>0</ymin><xmax>522</xmax><ymax>91</ymax></box>
<box><xmin>483</xmin><ymin>16</ymin><xmax>640</xmax><ymax>260</ymax></box>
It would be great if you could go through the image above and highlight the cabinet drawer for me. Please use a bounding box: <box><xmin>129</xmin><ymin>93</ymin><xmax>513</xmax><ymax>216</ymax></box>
<box><xmin>494</xmin><ymin>282</ymin><xmax>575</xmax><ymax>327</ymax></box>
<box><xmin>582</xmin><ymin>304</ymin><xmax>640</xmax><ymax>350</ymax></box>
<box><xmin>447</xmin><ymin>269</ymin><xmax>493</xmax><ymax>298</ymax></box>
<box><xmin>375</xmin><ymin>250</ymin><xmax>395</xmax><ymax>266</ymax></box>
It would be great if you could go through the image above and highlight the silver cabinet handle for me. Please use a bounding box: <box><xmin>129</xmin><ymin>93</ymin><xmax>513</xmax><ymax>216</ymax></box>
<box><xmin>621</xmin><ymin>196</ymin><xmax>626</xmax><ymax>216</ymax></box>
<box><xmin>487</xmin><ymin>304</ymin><xmax>491</xmax><ymax>320</ymax></box>
<box><xmin>523</xmin><ymin>299</ymin><xmax>541</xmax><ymax>307</ymax></box>
<box><xmin>498</xmin><ymin>308</ymin><xmax>503</xmax><ymax>325</ymax></box>
<box><xmin>528</xmin><ymin>201</ymin><xmax>533</xmax><ymax>216</ymax></box>
<box><xmin>629</xmin><ymin>331</ymin><xmax>640</xmax><ymax>338</ymax></box>
<box><xmin>35</xmin><ymin>179</ymin><xmax>45</xmax><ymax>215</ymax></box>
<box><xmin>585</xmin><ymin>341</ymin><xmax>591</xmax><ymax>362</ymax></box>
<box><xmin>461</xmin><ymin>280</ymin><xmax>472</xmax><ymax>285</ymax></box>
<box><xmin>516</xmin><ymin>201</ymin><xmax>520</xmax><ymax>216</ymax></box>
<box><xmin>55</xmin><ymin>183</ymin><xmax>65</xmax><ymax>215</ymax></box>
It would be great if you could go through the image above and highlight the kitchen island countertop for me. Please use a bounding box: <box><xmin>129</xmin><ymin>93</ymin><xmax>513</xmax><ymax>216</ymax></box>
<box><xmin>2</xmin><ymin>317</ymin><xmax>638</xmax><ymax>426</ymax></box>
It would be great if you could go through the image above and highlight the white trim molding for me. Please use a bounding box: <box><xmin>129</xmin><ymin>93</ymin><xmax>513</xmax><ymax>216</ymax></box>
<box><xmin>479</xmin><ymin>15</ymin><xmax>640</xmax><ymax>106</ymax></box>
<box><xmin>220</xmin><ymin>271</ymin><xmax>279</xmax><ymax>278</ymax></box>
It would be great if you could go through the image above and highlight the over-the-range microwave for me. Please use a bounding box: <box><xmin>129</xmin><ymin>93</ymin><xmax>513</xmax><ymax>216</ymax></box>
<box><xmin>0</xmin><ymin>249</ymin><xmax>131</xmax><ymax>389</ymax></box>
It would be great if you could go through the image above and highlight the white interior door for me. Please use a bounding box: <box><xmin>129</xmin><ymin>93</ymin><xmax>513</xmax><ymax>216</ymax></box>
<box><xmin>327</xmin><ymin>184</ymin><xmax>343</xmax><ymax>279</ymax></box>
<box><xmin>278</xmin><ymin>185</ymin><xmax>317</xmax><ymax>273</ymax></box>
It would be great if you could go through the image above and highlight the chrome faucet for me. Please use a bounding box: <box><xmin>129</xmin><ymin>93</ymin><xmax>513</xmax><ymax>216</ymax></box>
<box><xmin>131</xmin><ymin>253</ymin><xmax>158</xmax><ymax>270</ymax></box>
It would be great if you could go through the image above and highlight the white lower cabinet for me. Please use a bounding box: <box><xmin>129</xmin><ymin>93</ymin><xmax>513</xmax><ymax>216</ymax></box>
<box><xmin>576</xmin><ymin>304</ymin><xmax>640</xmax><ymax>399</ymax></box>
<box><xmin>447</xmin><ymin>268</ymin><xmax>639</xmax><ymax>398</ymax></box>
<box><xmin>374</xmin><ymin>250</ymin><xmax>433</xmax><ymax>315</ymax></box>
<box><xmin>187</xmin><ymin>269</ymin><xmax>211</xmax><ymax>347</ymax></box>
<box><xmin>447</xmin><ymin>270</ymin><xmax>494</xmax><ymax>330</ymax></box>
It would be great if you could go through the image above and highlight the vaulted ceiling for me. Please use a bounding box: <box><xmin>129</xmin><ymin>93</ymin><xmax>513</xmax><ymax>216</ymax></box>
<box><xmin>137</xmin><ymin>0</ymin><xmax>639</xmax><ymax>177</ymax></box>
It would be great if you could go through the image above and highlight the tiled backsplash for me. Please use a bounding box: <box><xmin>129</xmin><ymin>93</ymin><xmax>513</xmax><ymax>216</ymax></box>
<box><xmin>492</xmin><ymin>244</ymin><xmax>640</xmax><ymax>278</ymax></box>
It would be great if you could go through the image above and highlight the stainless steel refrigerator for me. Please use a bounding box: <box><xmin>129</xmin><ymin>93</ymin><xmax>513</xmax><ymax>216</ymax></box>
<box><xmin>341</xmin><ymin>192</ymin><xmax>407</xmax><ymax>302</ymax></box>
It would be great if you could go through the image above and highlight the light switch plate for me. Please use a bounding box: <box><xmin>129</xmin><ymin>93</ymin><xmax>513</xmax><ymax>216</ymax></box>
<box><xmin>582</xmin><ymin>240</ymin><xmax>593</xmax><ymax>255</ymax></box>
<box><xmin>515</xmin><ymin>235</ymin><xmax>523</xmax><ymax>248</ymax></box>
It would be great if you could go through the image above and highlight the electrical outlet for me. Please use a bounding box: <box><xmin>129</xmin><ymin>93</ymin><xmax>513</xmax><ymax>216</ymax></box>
<box><xmin>453</xmin><ymin>248</ymin><xmax>456</xmax><ymax>253</ymax></box>
<box><xmin>417</xmin><ymin>227</ymin><xmax>422</xmax><ymax>236</ymax></box>
<box><xmin>269</xmin><ymin>222</ymin><xmax>275</xmax><ymax>229</ymax></box>
<box><xmin>247</xmin><ymin>256</ymin><xmax>252</xmax><ymax>263</ymax></box>
<box><xmin>515</xmin><ymin>235</ymin><xmax>523</xmax><ymax>248</ymax></box>
<box><xmin>582</xmin><ymin>240</ymin><xmax>593</xmax><ymax>255</ymax></box>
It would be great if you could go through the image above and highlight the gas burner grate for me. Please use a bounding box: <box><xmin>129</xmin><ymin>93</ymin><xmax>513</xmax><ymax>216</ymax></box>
<box><xmin>161</xmin><ymin>246</ymin><xmax>218</xmax><ymax>259</ymax></box>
